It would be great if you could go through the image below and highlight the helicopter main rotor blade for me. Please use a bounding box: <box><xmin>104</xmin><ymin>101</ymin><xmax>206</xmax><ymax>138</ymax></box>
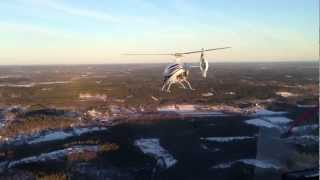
<box><xmin>181</xmin><ymin>47</ymin><xmax>231</xmax><ymax>55</ymax></box>
<box><xmin>123</xmin><ymin>47</ymin><xmax>231</xmax><ymax>56</ymax></box>
<box><xmin>122</xmin><ymin>53</ymin><xmax>173</xmax><ymax>56</ymax></box>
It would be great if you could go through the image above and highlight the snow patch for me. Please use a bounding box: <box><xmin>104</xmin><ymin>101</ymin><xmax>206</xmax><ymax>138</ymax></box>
<box><xmin>157</xmin><ymin>104</ymin><xmax>227</xmax><ymax>117</ymax></box>
<box><xmin>285</xmin><ymin>135</ymin><xmax>318</xmax><ymax>146</ymax></box>
<box><xmin>0</xmin><ymin>75</ymin><xmax>22</xmax><ymax>79</ymax></box>
<box><xmin>0</xmin><ymin>81</ymin><xmax>71</xmax><ymax>88</ymax></box>
<box><xmin>295</xmin><ymin>135</ymin><xmax>318</xmax><ymax>142</ymax></box>
<box><xmin>252</xmin><ymin>109</ymin><xmax>287</xmax><ymax>116</ymax></box>
<box><xmin>157</xmin><ymin>104</ymin><xmax>196</xmax><ymax>112</ymax></box>
<box><xmin>276</xmin><ymin>91</ymin><xmax>297</xmax><ymax>97</ymax></box>
<box><xmin>28</xmin><ymin>127</ymin><xmax>107</xmax><ymax>145</ymax></box>
<box><xmin>225</xmin><ymin>92</ymin><xmax>236</xmax><ymax>95</ymax></box>
<box><xmin>79</xmin><ymin>93</ymin><xmax>107</xmax><ymax>101</ymax></box>
<box><xmin>8</xmin><ymin>145</ymin><xmax>99</xmax><ymax>168</ymax></box>
<box><xmin>0</xmin><ymin>83</ymin><xmax>35</xmax><ymax>88</ymax></box>
<box><xmin>202</xmin><ymin>92</ymin><xmax>214</xmax><ymax>97</ymax></box>
<box><xmin>245</xmin><ymin>118</ymin><xmax>279</xmax><ymax>129</ymax></box>
<box><xmin>212</xmin><ymin>159</ymin><xmax>281</xmax><ymax>170</ymax></box>
<box><xmin>178</xmin><ymin>111</ymin><xmax>226</xmax><ymax>117</ymax></box>
<box><xmin>264</xmin><ymin>117</ymin><xmax>292</xmax><ymax>124</ymax></box>
<box><xmin>151</xmin><ymin>96</ymin><xmax>159</xmax><ymax>101</ymax></box>
<box><xmin>28</xmin><ymin>132</ymin><xmax>73</xmax><ymax>144</ymax></box>
<box><xmin>297</xmin><ymin>104</ymin><xmax>318</xmax><ymax>108</ymax></box>
<box><xmin>239</xmin><ymin>159</ymin><xmax>281</xmax><ymax>169</ymax></box>
<box><xmin>288</xmin><ymin>135</ymin><xmax>318</xmax><ymax>142</ymax></box>
<box><xmin>201</xmin><ymin>136</ymin><xmax>255</xmax><ymax>142</ymax></box>
<box><xmin>176</xmin><ymin>105</ymin><xmax>196</xmax><ymax>111</ymax></box>
<box><xmin>292</xmin><ymin>124</ymin><xmax>318</xmax><ymax>134</ymax></box>
<box><xmin>8</xmin><ymin>149</ymin><xmax>67</xmax><ymax>168</ymax></box>
<box><xmin>73</xmin><ymin>127</ymin><xmax>107</xmax><ymax>136</ymax></box>
<box><xmin>200</xmin><ymin>144</ymin><xmax>220</xmax><ymax>152</ymax></box>
<box><xmin>37</xmin><ymin>81</ymin><xmax>71</xmax><ymax>85</ymax></box>
<box><xmin>134</xmin><ymin>138</ymin><xmax>177</xmax><ymax>168</ymax></box>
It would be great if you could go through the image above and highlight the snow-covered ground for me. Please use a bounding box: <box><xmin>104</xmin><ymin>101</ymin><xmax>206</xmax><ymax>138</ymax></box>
<box><xmin>157</xmin><ymin>105</ymin><xmax>196</xmax><ymax>112</ymax></box>
<box><xmin>0</xmin><ymin>75</ymin><xmax>22</xmax><ymax>79</ymax></box>
<box><xmin>251</xmin><ymin>109</ymin><xmax>287</xmax><ymax>117</ymax></box>
<box><xmin>28</xmin><ymin>127</ymin><xmax>107</xmax><ymax>145</ymax></box>
<box><xmin>28</xmin><ymin>131</ymin><xmax>74</xmax><ymax>144</ymax></box>
<box><xmin>296</xmin><ymin>104</ymin><xmax>318</xmax><ymax>108</ymax></box>
<box><xmin>202</xmin><ymin>92</ymin><xmax>214</xmax><ymax>97</ymax></box>
<box><xmin>201</xmin><ymin>136</ymin><xmax>255</xmax><ymax>142</ymax></box>
<box><xmin>37</xmin><ymin>81</ymin><xmax>71</xmax><ymax>85</ymax></box>
<box><xmin>291</xmin><ymin>124</ymin><xmax>319</xmax><ymax>135</ymax></box>
<box><xmin>246</xmin><ymin>116</ymin><xmax>292</xmax><ymax>127</ymax></box>
<box><xmin>178</xmin><ymin>111</ymin><xmax>226</xmax><ymax>117</ymax></box>
<box><xmin>211</xmin><ymin>159</ymin><xmax>282</xmax><ymax>170</ymax></box>
<box><xmin>151</xmin><ymin>96</ymin><xmax>159</xmax><ymax>101</ymax></box>
<box><xmin>264</xmin><ymin>117</ymin><xmax>292</xmax><ymax>124</ymax></box>
<box><xmin>7</xmin><ymin>145</ymin><xmax>99</xmax><ymax>168</ymax></box>
<box><xmin>289</xmin><ymin>135</ymin><xmax>318</xmax><ymax>142</ymax></box>
<box><xmin>0</xmin><ymin>127</ymin><xmax>108</xmax><ymax>146</ymax></box>
<box><xmin>157</xmin><ymin>104</ymin><xmax>262</xmax><ymax>116</ymax></box>
<box><xmin>245</xmin><ymin>116</ymin><xmax>292</xmax><ymax>129</ymax></box>
<box><xmin>157</xmin><ymin>104</ymin><xmax>227</xmax><ymax>116</ymax></box>
<box><xmin>200</xmin><ymin>144</ymin><xmax>220</xmax><ymax>152</ymax></box>
<box><xmin>0</xmin><ymin>81</ymin><xmax>71</xmax><ymax>88</ymax></box>
<box><xmin>134</xmin><ymin>138</ymin><xmax>177</xmax><ymax>168</ymax></box>
<box><xmin>225</xmin><ymin>92</ymin><xmax>236</xmax><ymax>95</ymax></box>
<box><xmin>276</xmin><ymin>91</ymin><xmax>298</xmax><ymax>98</ymax></box>
<box><xmin>0</xmin><ymin>110</ymin><xmax>4</xmax><ymax>129</ymax></box>
<box><xmin>0</xmin><ymin>83</ymin><xmax>35</xmax><ymax>88</ymax></box>
<box><xmin>285</xmin><ymin>135</ymin><xmax>319</xmax><ymax>146</ymax></box>
<box><xmin>79</xmin><ymin>93</ymin><xmax>107</xmax><ymax>101</ymax></box>
<box><xmin>245</xmin><ymin>108</ymin><xmax>292</xmax><ymax>129</ymax></box>
<box><xmin>245</xmin><ymin>118</ymin><xmax>280</xmax><ymax>129</ymax></box>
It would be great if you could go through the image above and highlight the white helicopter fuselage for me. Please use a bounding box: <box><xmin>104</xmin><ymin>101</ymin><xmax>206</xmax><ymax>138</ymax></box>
<box><xmin>162</xmin><ymin>63</ymin><xmax>193</xmax><ymax>92</ymax></box>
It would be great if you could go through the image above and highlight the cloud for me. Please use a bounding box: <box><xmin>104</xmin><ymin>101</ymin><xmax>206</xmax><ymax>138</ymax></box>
<box><xmin>0</xmin><ymin>21</ymin><xmax>74</xmax><ymax>39</ymax></box>
<box><xmin>22</xmin><ymin>0</ymin><xmax>148</xmax><ymax>24</ymax></box>
<box><xmin>36</xmin><ymin>0</ymin><xmax>120</xmax><ymax>23</ymax></box>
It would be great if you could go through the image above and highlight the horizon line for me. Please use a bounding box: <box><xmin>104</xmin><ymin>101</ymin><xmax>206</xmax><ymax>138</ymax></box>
<box><xmin>0</xmin><ymin>60</ymin><xmax>318</xmax><ymax>66</ymax></box>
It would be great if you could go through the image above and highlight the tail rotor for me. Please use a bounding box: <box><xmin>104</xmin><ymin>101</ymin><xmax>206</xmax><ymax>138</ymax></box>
<box><xmin>200</xmin><ymin>48</ymin><xmax>209</xmax><ymax>78</ymax></box>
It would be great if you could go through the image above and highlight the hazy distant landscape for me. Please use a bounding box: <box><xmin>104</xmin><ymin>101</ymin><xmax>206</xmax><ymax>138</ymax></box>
<box><xmin>0</xmin><ymin>61</ymin><xmax>318</xmax><ymax>179</ymax></box>
<box><xmin>0</xmin><ymin>62</ymin><xmax>318</xmax><ymax>107</ymax></box>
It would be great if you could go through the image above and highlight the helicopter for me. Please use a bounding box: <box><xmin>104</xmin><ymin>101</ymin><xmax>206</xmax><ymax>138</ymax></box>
<box><xmin>124</xmin><ymin>47</ymin><xmax>231</xmax><ymax>92</ymax></box>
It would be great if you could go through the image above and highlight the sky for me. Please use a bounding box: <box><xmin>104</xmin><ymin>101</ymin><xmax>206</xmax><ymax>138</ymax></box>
<box><xmin>0</xmin><ymin>0</ymin><xmax>319</xmax><ymax>65</ymax></box>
